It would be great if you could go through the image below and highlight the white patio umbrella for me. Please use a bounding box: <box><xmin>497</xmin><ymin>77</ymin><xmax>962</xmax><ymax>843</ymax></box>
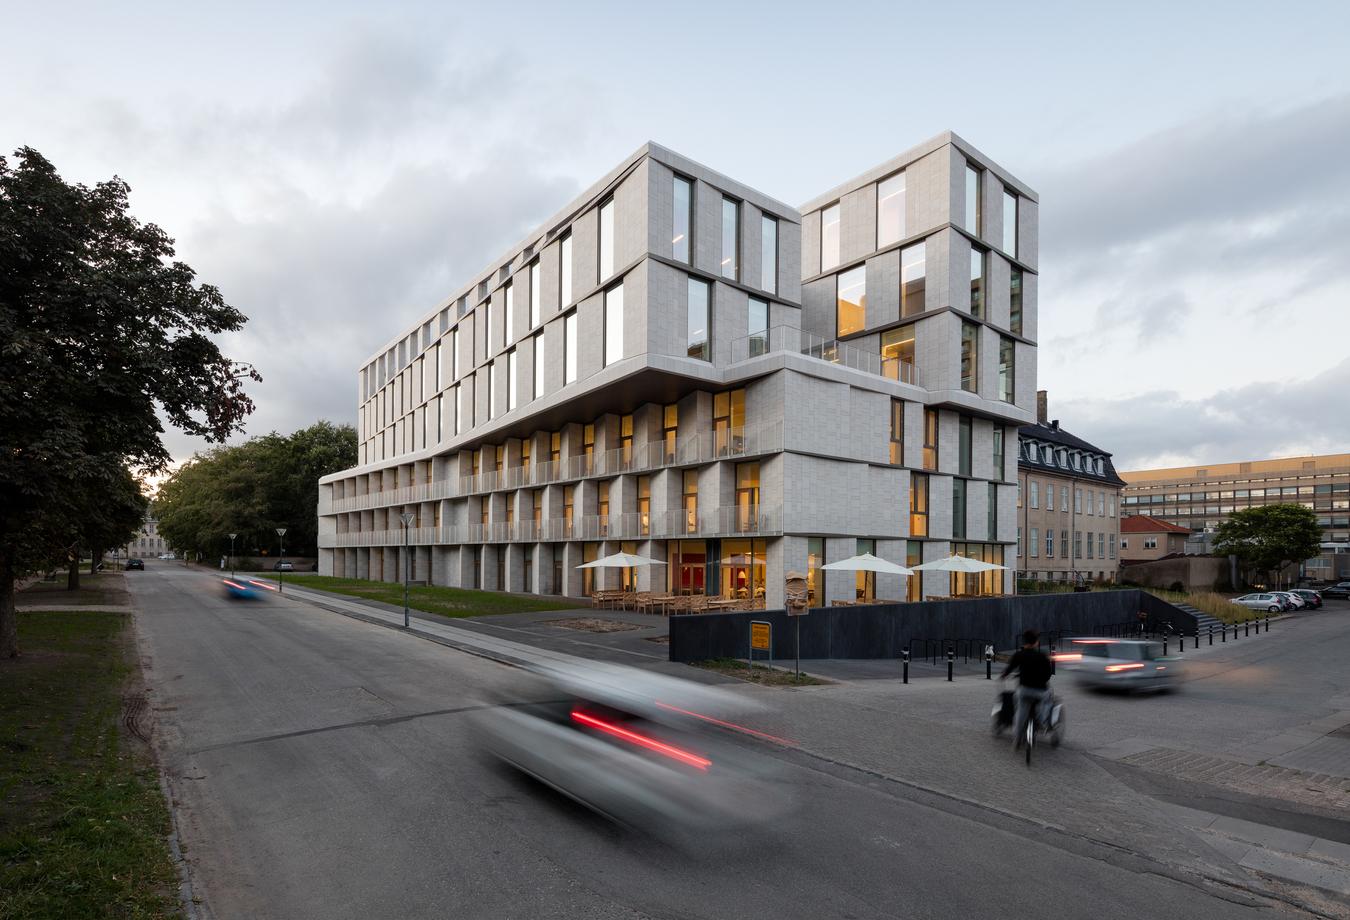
<box><xmin>820</xmin><ymin>553</ymin><xmax>915</xmax><ymax>576</ymax></box>
<box><xmin>910</xmin><ymin>553</ymin><xmax>1007</xmax><ymax>573</ymax></box>
<box><xmin>576</xmin><ymin>552</ymin><xmax>667</xmax><ymax>569</ymax></box>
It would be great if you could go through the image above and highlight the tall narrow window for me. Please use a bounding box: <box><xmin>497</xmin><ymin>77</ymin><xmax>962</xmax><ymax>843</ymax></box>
<box><xmin>451</xmin><ymin>328</ymin><xmax>459</xmax><ymax>379</ymax></box>
<box><xmin>487</xmin><ymin>361</ymin><xmax>496</xmax><ymax>420</ymax></box>
<box><xmin>900</xmin><ymin>241</ymin><xmax>926</xmax><ymax>317</ymax></box>
<box><xmin>889</xmin><ymin>399</ymin><xmax>904</xmax><ymax>465</ymax></box>
<box><xmin>529</xmin><ymin>260</ymin><xmax>541</xmax><ymax>328</ymax></box>
<box><xmin>721</xmin><ymin>197</ymin><xmax>739</xmax><ymax>280</ymax></box>
<box><xmin>923</xmin><ymin>408</ymin><xmax>938</xmax><ymax>470</ymax></box>
<box><xmin>877</xmin><ymin>172</ymin><xmax>905</xmax><ymax>247</ymax></box>
<box><xmin>1030</xmin><ymin>481</ymin><xmax>1039</xmax><ymax>509</ymax></box>
<box><xmin>881</xmin><ymin>324</ymin><xmax>915</xmax><ymax>382</ymax></box>
<box><xmin>507</xmin><ymin>349</ymin><xmax>518</xmax><ymax>411</ymax></box>
<box><xmin>961</xmin><ymin>321</ymin><xmax>979</xmax><ymax>393</ymax></box>
<box><xmin>1046</xmin><ymin>528</ymin><xmax>1055</xmax><ymax>558</ymax></box>
<box><xmin>533</xmin><ymin>333</ymin><xmax>545</xmax><ymax>399</ymax></box>
<box><xmin>910</xmin><ymin>473</ymin><xmax>929</xmax><ymax>537</ymax></box>
<box><xmin>604</xmin><ymin>283</ymin><xmax>624</xmax><ymax>366</ymax></box>
<box><xmin>712</xmin><ymin>388</ymin><xmax>746</xmax><ymax>455</ymax></box>
<box><xmin>455</xmin><ymin>384</ymin><xmax>465</xmax><ymax>434</ymax></box>
<box><xmin>965</xmin><ymin>162</ymin><xmax>982</xmax><ymax>235</ymax></box>
<box><xmin>958</xmin><ymin>415</ymin><xmax>972</xmax><ymax>477</ymax></box>
<box><xmin>820</xmin><ymin>203</ymin><xmax>840</xmax><ymax>270</ymax></box>
<box><xmin>993</xmin><ymin>428</ymin><xmax>1005</xmax><ymax>480</ymax></box>
<box><xmin>953</xmin><ymin>479</ymin><xmax>967</xmax><ymax>539</ymax></box>
<box><xmin>597</xmin><ymin>481</ymin><xmax>610</xmax><ymax>536</ymax></box>
<box><xmin>563</xmin><ymin>486</ymin><xmax>574</xmax><ymax>536</ymax></box>
<box><xmin>748</xmin><ymin>297</ymin><xmax>769</xmax><ymax>357</ymax></box>
<box><xmin>672</xmin><ymin>175</ymin><xmax>692</xmax><ymax>263</ymax></box>
<box><xmin>619</xmin><ymin>414</ymin><xmax>634</xmax><ymax>466</ymax></box>
<box><xmin>760</xmin><ymin>214</ymin><xmax>777</xmax><ymax>293</ymax></box>
<box><xmin>637</xmin><ymin>476</ymin><xmax>652</xmax><ymax>536</ymax></box>
<box><xmin>582</xmin><ymin>423</ymin><xmax>595</xmax><ymax>474</ymax></box>
<box><xmin>662</xmin><ymin>404</ymin><xmax>678</xmax><ymax>462</ymax></box>
<box><xmin>687</xmin><ymin>277</ymin><xmax>710</xmax><ymax>360</ymax></box>
<box><xmin>970</xmin><ymin>249</ymin><xmax>985</xmax><ymax>319</ymax></box>
<box><xmin>599</xmin><ymin>199</ymin><xmax>614</xmax><ymax>280</ymax></box>
<box><xmin>560</xmin><ymin>232</ymin><xmax>573</xmax><ymax>307</ymax></box>
<box><xmin>998</xmin><ymin>336</ymin><xmax>1015</xmax><ymax>403</ymax></box>
<box><xmin>564</xmin><ymin>311</ymin><xmax>578</xmax><ymax>383</ymax></box>
<box><xmin>1002</xmin><ymin>187</ymin><xmax>1018</xmax><ymax>258</ymax></box>
<box><xmin>484</xmin><ymin>300</ymin><xmax>493</xmax><ymax>357</ymax></box>
<box><xmin>683</xmin><ymin>469</ymin><xmax>699</xmax><ymax>533</ymax></box>
<box><xmin>503</xmin><ymin>281</ymin><xmax>514</xmax><ymax>345</ymax></box>
<box><xmin>836</xmin><ymin>266</ymin><xmax>866</xmax><ymax>338</ymax></box>
<box><xmin>988</xmin><ymin>482</ymin><xmax>998</xmax><ymax>540</ymax></box>
<box><xmin>1030</xmin><ymin>527</ymin><xmax>1039</xmax><ymax>558</ymax></box>
<box><xmin>1009</xmin><ymin>269</ymin><xmax>1023</xmax><ymax>336</ymax></box>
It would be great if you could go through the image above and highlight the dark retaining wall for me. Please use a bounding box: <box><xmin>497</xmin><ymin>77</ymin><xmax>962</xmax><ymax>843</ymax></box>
<box><xmin>668</xmin><ymin>589</ymin><xmax>1198</xmax><ymax>663</ymax></box>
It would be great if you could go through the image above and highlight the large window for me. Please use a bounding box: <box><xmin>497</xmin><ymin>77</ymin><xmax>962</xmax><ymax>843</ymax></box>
<box><xmin>560</xmin><ymin>232</ymin><xmax>573</xmax><ymax>307</ymax></box>
<box><xmin>504</xmin><ymin>280</ymin><xmax>514</xmax><ymax>344</ymax></box>
<box><xmin>881</xmin><ymin>323</ymin><xmax>915</xmax><ymax>382</ymax></box>
<box><xmin>564</xmin><ymin>311</ymin><xmax>578</xmax><ymax>383</ymax></box>
<box><xmin>821</xmin><ymin>203</ymin><xmax>840</xmax><ymax>270</ymax></box>
<box><xmin>1002</xmin><ymin>187</ymin><xmax>1018</xmax><ymax>258</ymax></box>
<box><xmin>965</xmin><ymin>162</ymin><xmax>982</xmax><ymax>234</ymax></box>
<box><xmin>507</xmin><ymin>349</ymin><xmax>517</xmax><ymax>411</ymax></box>
<box><xmin>958</xmin><ymin>415</ymin><xmax>972</xmax><ymax>476</ymax></box>
<box><xmin>1009</xmin><ymin>268</ymin><xmax>1023</xmax><ymax>336</ymax></box>
<box><xmin>599</xmin><ymin>198</ymin><xmax>615</xmax><ymax>280</ymax></box>
<box><xmin>923</xmin><ymin>408</ymin><xmax>938</xmax><ymax>470</ymax></box>
<box><xmin>529</xmin><ymin>260</ymin><xmax>541</xmax><ymax>328</ymax></box>
<box><xmin>998</xmin><ymin>336</ymin><xmax>1015</xmax><ymax>403</ymax></box>
<box><xmin>889</xmin><ymin>399</ymin><xmax>904</xmax><ymax>465</ymax></box>
<box><xmin>760</xmin><ymin>214</ymin><xmax>777</xmax><ymax>293</ymax></box>
<box><xmin>713</xmin><ymin>388</ymin><xmax>745</xmax><ymax>455</ymax></box>
<box><xmin>533</xmin><ymin>333</ymin><xmax>545</xmax><ymax>399</ymax></box>
<box><xmin>673</xmin><ymin>175</ymin><xmax>692</xmax><ymax>263</ymax></box>
<box><xmin>604</xmin><ymin>283</ymin><xmax>623</xmax><ymax>366</ymax></box>
<box><xmin>836</xmin><ymin>265</ymin><xmax>866</xmax><ymax>338</ymax></box>
<box><xmin>960</xmin><ymin>321</ymin><xmax>979</xmax><ymax>393</ymax></box>
<box><xmin>735</xmin><ymin>462</ymin><xmax>760</xmax><ymax>532</ymax></box>
<box><xmin>687</xmin><ymin>277</ymin><xmax>710</xmax><ymax>360</ymax></box>
<box><xmin>901</xmin><ymin>241</ymin><xmax>926</xmax><ymax>317</ymax></box>
<box><xmin>970</xmin><ymin>249</ymin><xmax>985</xmax><ymax>319</ymax></box>
<box><xmin>748</xmin><ymin>297</ymin><xmax>768</xmax><ymax>356</ymax></box>
<box><xmin>721</xmin><ymin>197</ymin><xmax>739</xmax><ymax>280</ymax></box>
<box><xmin>910</xmin><ymin>473</ymin><xmax>929</xmax><ymax>537</ymax></box>
<box><xmin>953</xmin><ymin>479</ymin><xmax>967</xmax><ymax>539</ymax></box>
<box><xmin>877</xmin><ymin>172</ymin><xmax>906</xmax><ymax>248</ymax></box>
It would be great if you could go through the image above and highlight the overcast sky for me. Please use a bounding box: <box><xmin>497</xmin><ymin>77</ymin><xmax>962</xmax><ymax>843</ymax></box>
<box><xmin>4</xmin><ymin>0</ymin><xmax>1348</xmax><ymax>474</ymax></box>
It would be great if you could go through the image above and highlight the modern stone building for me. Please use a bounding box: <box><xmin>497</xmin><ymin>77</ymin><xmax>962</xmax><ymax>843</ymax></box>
<box><xmin>318</xmin><ymin>133</ymin><xmax>1038</xmax><ymax>606</ymax></box>
<box><xmin>1120</xmin><ymin>453</ymin><xmax>1350</xmax><ymax>582</ymax></box>
<box><xmin>1015</xmin><ymin>392</ymin><xmax>1125</xmax><ymax>585</ymax></box>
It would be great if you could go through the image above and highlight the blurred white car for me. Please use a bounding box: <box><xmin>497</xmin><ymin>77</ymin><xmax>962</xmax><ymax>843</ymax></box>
<box><xmin>1233</xmin><ymin>593</ymin><xmax>1286</xmax><ymax>613</ymax></box>
<box><xmin>1270</xmin><ymin>591</ymin><xmax>1304</xmax><ymax>610</ymax></box>
<box><xmin>1054</xmin><ymin>638</ymin><xmax>1179</xmax><ymax>692</ymax></box>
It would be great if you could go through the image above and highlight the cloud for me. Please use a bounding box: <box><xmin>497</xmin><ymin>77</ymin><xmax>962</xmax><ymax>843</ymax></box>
<box><xmin>1051</xmin><ymin>358</ymin><xmax>1350</xmax><ymax>470</ymax></box>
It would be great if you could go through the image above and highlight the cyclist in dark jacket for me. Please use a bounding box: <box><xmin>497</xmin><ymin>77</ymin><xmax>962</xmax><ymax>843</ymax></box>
<box><xmin>1001</xmin><ymin>630</ymin><xmax>1052</xmax><ymax>748</ymax></box>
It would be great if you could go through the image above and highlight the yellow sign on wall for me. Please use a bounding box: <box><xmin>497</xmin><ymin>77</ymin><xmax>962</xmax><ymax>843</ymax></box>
<box><xmin>750</xmin><ymin>621</ymin><xmax>771</xmax><ymax>650</ymax></box>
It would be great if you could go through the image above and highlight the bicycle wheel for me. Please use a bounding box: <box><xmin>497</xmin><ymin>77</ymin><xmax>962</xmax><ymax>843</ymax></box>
<box><xmin>1025</xmin><ymin>721</ymin><xmax>1034</xmax><ymax>766</ymax></box>
<box><xmin>1049</xmin><ymin>709</ymin><xmax>1065</xmax><ymax>748</ymax></box>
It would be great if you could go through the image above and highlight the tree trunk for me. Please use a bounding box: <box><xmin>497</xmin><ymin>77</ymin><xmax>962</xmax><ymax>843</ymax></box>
<box><xmin>1</xmin><ymin>552</ymin><xmax>18</xmax><ymax>659</ymax></box>
<box><xmin>67</xmin><ymin>557</ymin><xmax>80</xmax><ymax>591</ymax></box>
<box><xmin>91</xmin><ymin>548</ymin><xmax>103</xmax><ymax>574</ymax></box>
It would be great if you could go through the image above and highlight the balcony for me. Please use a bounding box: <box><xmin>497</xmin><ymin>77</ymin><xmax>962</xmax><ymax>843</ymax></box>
<box><xmin>727</xmin><ymin>324</ymin><xmax>918</xmax><ymax>385</ymax></box>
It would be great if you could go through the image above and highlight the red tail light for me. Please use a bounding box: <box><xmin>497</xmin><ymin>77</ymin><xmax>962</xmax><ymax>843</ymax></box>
<box><xmin>655</xmin><ymin>701</ymin><xmax>795</xmax><ymax>746</ymax></box>
<box><xmin>247</xmin><ymin>579</ymin><xmax>279</xmax><ymax>591</ymax></box>
<box><xmin>571</xmin><ymin>710</ymin><xmax>711</xmax><ymax>770</ymax></box>
<box><xmin>1051</xmin><ymin>652</ymin><xmax>1082</xmax><ymax>662</ymax></box>
<box><xmin>222</xmin><ymin>579</ymin><xmax>246</xmax><ymax>590</ymax></box>
<box><xmin>1105</xmin><ymin>663</ymin><xmax>1145</xmax><ymax>672</ymax></box>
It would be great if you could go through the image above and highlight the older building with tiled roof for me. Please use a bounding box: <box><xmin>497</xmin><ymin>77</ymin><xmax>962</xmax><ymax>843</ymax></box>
<box><xmin>1016</xmin><ymin>391</ymin><xmax>1124</xmax><ymax>585</ymax></box>
<box><xmin>1118</xmin><ymin>514</ymin><xmax>1190</xmax><ymax>563</ymax></box>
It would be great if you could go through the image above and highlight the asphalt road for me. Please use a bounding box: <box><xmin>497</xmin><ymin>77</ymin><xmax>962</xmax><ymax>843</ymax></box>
<box><xmin>129</xmin><ymin>562</ymin><xmax>1303</xmax><ymax>920</ymax></box>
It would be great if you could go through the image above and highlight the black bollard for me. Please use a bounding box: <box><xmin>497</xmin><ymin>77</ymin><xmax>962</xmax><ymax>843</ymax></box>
<box><xmin>1255</xmin><ymin>617</ymin><xmax>1260</xmax><ymax>635</ymax></box>
<box><xmin>1163</xmin><ymin>636</ymin><xmax>1168</xmax><ymax>655</ymax></box>
<box><xmin>1266</xmin><ymin>613</ymin><xmax>1270</xmax><ymax>631</ymax></box>
<box><xmin>1209</xmin><ymin>625</ymin><xmax>1213</xmax><ymax>646</ymax></box>
<box><xmin>986</xmin><ymin>645</ymin><xmax>993</xmax><ymax>680</ymax></box>
<box><xmin>1245</xmin><ymin>619</ymin><xmax>1250</xmax><ymax>638</ymax></box>
<box><xmin>947</xmin><ymin>649</ymin><xmax>954</xmax><ymax>682</ymax></box>
<box><xmin>1222</xmin><ymin>622</ymin><xmax>1227</xmax><ymax>642</ymax></box>
<box><xmin>903</xmin><ymin>647</ymin><xmax>909</xmax><ymax>684</ymax></box>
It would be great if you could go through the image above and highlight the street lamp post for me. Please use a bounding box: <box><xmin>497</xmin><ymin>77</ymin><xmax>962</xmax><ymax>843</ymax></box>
<box><xmin>228</xmin><ymin>533</ymin><xmax>237</xmax><ymax>579</ymax></box>
<box><xmin>399</xmin><ymin>512</ymin><xmax>415</xmax><ymax>628</ymax></box>
<box><xmin>275</xmin><ymin>527</ymin><xmax>287</xmax><ymax>593</ymax></box>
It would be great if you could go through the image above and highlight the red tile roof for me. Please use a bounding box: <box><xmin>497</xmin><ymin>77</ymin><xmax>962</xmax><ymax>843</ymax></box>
<box><xmin>1120</xmin><ymin>515</ymin><xmax>1192</xmax><ymax>535</ymax></box>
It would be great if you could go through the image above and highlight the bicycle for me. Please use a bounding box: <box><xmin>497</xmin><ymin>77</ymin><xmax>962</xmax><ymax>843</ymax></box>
<box><xmin>1011</xmin><ymin>690</ymin><xmax>1065</xmax><ymax>766</ymax></box>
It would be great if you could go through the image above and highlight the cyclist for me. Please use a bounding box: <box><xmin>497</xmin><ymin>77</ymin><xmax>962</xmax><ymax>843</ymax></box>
<box><xmin>1000</xmin><ymin>629</ymin><xmax>1053</xmax><ymax>749</ymax></box>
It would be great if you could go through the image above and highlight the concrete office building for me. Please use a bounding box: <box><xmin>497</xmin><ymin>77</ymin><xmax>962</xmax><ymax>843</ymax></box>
<box><xmin>1121</xmin><ymin>453</ymin><xmax>1350</xmax><ymax>582</ymax></box>
<box><xmin>317</xmin><ymin>134</ymin><xmax>1038</xmax><ymax>607</ymax></box>
<box><xmin>1015</xmin><ymin>393</ymin><xmax>1125</xmax><ymax>585</ymax></box>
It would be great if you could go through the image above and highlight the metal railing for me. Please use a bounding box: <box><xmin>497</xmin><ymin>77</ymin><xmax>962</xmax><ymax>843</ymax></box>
<box><xmin>726</xmin><ymin>324</ymin><xmax>918</xmax><ymax>385</ymax></box>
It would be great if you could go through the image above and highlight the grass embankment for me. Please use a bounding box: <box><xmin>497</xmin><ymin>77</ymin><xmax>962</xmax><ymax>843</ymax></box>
<box><xmin>1147</xmin><ymin>589</ymin><xmax>1251</xmax><ymax>623</ymax></box>
<box><xmin>259</xmin><ymin>573</ymin><xmax>576</xmax><ymax>618</ymax></box>
<box><xmin>693</xmin><ymin>658</ymin><xmax>827</xmax><ymax>687</ymax></box>
<box><xmin>0</xmin><ymin>612</ymin><xmax>179</xmax><ymax>919</ymax></box>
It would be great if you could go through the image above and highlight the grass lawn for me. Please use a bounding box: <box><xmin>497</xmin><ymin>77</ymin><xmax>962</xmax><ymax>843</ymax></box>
<box><xmin>0</xmin><ymin>612</ymin><xmax>179</xmax><ymax>919</ymax></box>
<box><xmin>693</xmin><ymin>658</ymin><xmax>827</xmax><ymax>687</ymax></box>
<box><xmin>17</xmin><ymin>571</ymin><xmax>130</xmax><ymax>608</ymax></box>
<box><xmin>257</xmin><ymin>573</ymin><xmax>577</xmax><ymax>618</ymax></box>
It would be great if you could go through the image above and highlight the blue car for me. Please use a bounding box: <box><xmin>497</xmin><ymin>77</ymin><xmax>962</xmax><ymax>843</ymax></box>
<box><xmin>222</xmin><ymin>577</ymin><xmax>277</xmax><ymax>600</ymax></box>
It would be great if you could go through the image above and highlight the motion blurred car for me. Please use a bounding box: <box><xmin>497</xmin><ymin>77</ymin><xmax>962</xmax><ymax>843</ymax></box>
<box><xmin>221</xmin><ymin>577</ymin><xmax>276</xmax><ymax>600</ymax></box>
<box><xmin>1322</xmin><ymin>584</ymin><xmax>1350</xmax><ymax>600</ymax></box>
<box><xmin>1053</xmin><ymin>638</ymin><xmax>1180</xmax><ymax>692</ymax></box>
<box><xmin>125</xmin><ymin>558</ymin><xmax>145</xmax><ymax>570</ymax></box>
<box><xmin>473</xmin><ymin>659</ymin><xmax>794</xmax><ymax>839</ymax></box>
<box><xmin>159</xmin><ymin>553</ymin><xmax>176</xmax><ymax>560</ymax></box>
<box><xmin>1289</xmin><ymin>589</ymin><xmax>1322</xmax><ymax>609</ymax></box>
<box><xmin>1233</xmin><ymin>592</ymin><xmax>1286</xmax><ymax>613</ymax></box>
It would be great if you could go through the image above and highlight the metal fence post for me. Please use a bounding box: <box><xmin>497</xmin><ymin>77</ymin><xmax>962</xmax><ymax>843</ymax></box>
<box><xmin>902</xmin><ymin>647</ymin><xmax>909</xmax><ymax>685</ymax></box>
<box><xmin>946</xmin><ymin>648</ymin><xmax>954</xmax><ymax>682</ymax></box>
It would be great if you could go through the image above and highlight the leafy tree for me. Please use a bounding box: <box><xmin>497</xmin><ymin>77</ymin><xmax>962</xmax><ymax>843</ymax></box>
<box><xmin>0</xmin><ymin>147</ymin><xmax>257</xmax><ymax>658</ymax></box>
<box><xmin>156</xmin><ymin>422</ymin><xmax>357</xmax><ymax>563</ymax></box>
<box><xmin>1213</xmin><ymin>503</ymin><xmax>1323</xmax><ymax>586</ymax></box>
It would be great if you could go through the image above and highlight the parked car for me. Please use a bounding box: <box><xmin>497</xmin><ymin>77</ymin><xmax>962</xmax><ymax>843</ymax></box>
<box><xmin>1270</xmin><ymin>591</ymin><xmax>1304</xmax><ymax>611</ymax></box>
<box><xmin>158</xmin><ymin>553</ymin><xmax>176</xmax><ymax>560</ymax></box>
<box><xmin>1322</xmin><ymin>584</ymin><xmax>1350</xmax><ymax>599</ymax></box>
<box><xmin>274</xmin><ymin>561</ymin><xmax>294</xmax><ymax>571</ymax></box>
<box><xmin>125</xmin><ymin>558</ymin><xmax>144</xmax><ymax>570</ymax></box>
<box><xmin>1290</xmin><ymin>589</ymin><xmax>1323</xmax><ymax>609</ymax></box>
<box><xmin>1053</xmin><ymin>638</ymin><xmax>1180</xmax><ymax>692</ymax></box>
<box><xmin>1233</xmin><ymin>593</ymin><xmax>1285</xmax><ymax>613</ymax></box>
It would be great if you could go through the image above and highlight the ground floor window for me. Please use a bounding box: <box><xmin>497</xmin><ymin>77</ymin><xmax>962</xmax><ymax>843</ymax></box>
<box><xmin>855</xmin><ymin>538</ymin><xmax>876</xmax><ymax>602</ymax></box>
<box><xmin>906</xmin><ymin>540</ymin><xmax>922</xmax><ymax>602</ymax></box>
<box><xmin>807</xmin><ymin>537</ymin><xmax>824</xmax><ymax>607</ymax></box>
<box><xmin>581</xmin><ymin>542</ymin><xmax>600</xmax><ymax>595</ymax></box>
<box><xmin>719</xmin><ymin>539</ymin><xmax>766</xmax><ymax>601</ymax></box>
<box><xmin>948</xmin><ymin>542</ymin><xmax>1005</xmax><ymax>597</ymax></box>
<box><xmin>669</xmin><ymin>540</ymin><xmax>707</xmax><ymax>595</ymax></box>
